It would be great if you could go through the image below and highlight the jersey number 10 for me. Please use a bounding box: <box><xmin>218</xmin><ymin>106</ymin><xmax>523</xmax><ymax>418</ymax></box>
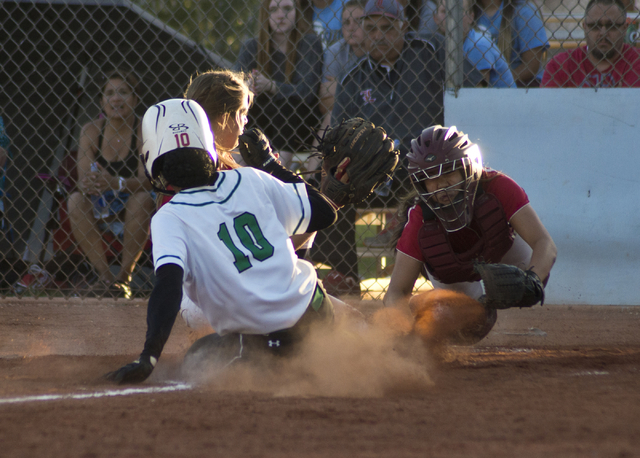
<box><xmin>217</xmin><ymin>212</ymin><xmax>275</xmax><ymax>273</ymax></box>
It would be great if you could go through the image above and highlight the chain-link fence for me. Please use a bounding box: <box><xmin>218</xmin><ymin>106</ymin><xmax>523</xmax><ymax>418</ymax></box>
<box><xmin>1</xmin><ymin>0</ymin><xmax>638</xmax><ymax>300</ymax></box>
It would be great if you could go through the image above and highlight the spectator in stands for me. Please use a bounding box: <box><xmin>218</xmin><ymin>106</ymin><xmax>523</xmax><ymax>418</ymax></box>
<box><xmin>319</xmin><ymin>0</ymin><xmax>367</xmax><ymax>131</ymax></box>
<box><xmin>472</xmin><ymin>0</ymin><xmax>549</xmax><ymax>87</ymax></box>
<box><xmin>542</xmin><ymin>0</ymin><xmax>640</xmax><ymax>87</ymax></box>
<box><xmin>68</xmin><ymin>69</ymin><xmax>155</xmax><ymax>298</ymax></box>
<box><xmin>333</xmin><ymin>0</ymin><xmax>483</xmax><ymax>207</ymax></box>
<box><xmin>434</xmin><ymin>0</ymin><xmax>516</xmax><ymax>87</ymax></box>
<box><xmin>234</xmin><ymin>0</ymin><xmax>323</xmax><ymax>169</ymax></box>
<box><xmin>333</xmin><ymin>0</ymin><xmax>441</xmax><ymax>202</ymax></box>
<box><xmin>417</xmin><ymin>1</ymin><xmax>439</xmax><ymax>36</ymax></box>
<box><xmin>304</xmin><ymin>0</ymin><xmax>367</xmax><ymax>298</ymax></box>
<box><xmin>308</xmin><ymin>0</ymin><xmax>347</xmax><ymax>47</ymax></box>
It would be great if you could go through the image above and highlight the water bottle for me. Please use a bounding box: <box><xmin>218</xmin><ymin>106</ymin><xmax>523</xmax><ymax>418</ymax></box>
<box><xmin>90</xmin><ymin>162</ymin><xmax>110</xmax><ymax>219</ymax></box>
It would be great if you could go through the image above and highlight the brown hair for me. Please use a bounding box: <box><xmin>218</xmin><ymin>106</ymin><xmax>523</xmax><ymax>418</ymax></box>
<box><xmin>184</xmin><ymin>69</ymin><xmax>254</xmax><ymax>170</ymax></box>
<box><xmin>102</xmin><ymin>68</ymin><xmax>140</xmax><ymax>98</ymax></box>
<box><xmin>257</xmin><ymin>0</ymin><xmax>312</xmax><ymax>83</ymax></box>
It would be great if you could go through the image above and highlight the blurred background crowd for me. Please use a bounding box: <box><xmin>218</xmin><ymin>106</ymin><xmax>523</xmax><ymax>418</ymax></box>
<box><xmin>0</xmin><ymin>0</ymin><xmax>638</xmax><ymax>299</ymax></box>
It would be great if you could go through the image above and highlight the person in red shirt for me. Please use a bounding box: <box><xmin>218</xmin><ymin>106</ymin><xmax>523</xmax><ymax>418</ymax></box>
<box><xmin>542</xmin><ymin>0</ymin><xmax>640</xmax><ymax>87</ymax></box>
<box><xmin>383</xmin><ymin>125</ymin><xmax>557</xmax><ymax>341</ymax></box>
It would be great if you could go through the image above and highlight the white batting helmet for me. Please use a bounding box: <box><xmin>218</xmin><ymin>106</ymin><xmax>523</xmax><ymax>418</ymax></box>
<box><xmin>141</xmin><ymin>98</ymin><xmax>217</xmax><ymax>191</ymax></box>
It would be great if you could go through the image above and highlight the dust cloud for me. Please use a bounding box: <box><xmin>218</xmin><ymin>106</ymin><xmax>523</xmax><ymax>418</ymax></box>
<box><xmin>180</xmin><ymin>310</ymin><xmax>435</xmax><ymax>398</ymax></box>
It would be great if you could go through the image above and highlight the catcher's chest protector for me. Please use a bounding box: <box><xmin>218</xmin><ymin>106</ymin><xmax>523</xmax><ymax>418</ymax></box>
<box><xmin>418</xmin><ymin>192</ymin><xmax>515</xmax><ymax>284</ymax></box>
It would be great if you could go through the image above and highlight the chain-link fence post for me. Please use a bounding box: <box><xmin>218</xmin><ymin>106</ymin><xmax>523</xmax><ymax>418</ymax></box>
<box><xmin>445</xmin><ymin>0</ymin><xmax>465</xmax><ymax>93</ymax></box>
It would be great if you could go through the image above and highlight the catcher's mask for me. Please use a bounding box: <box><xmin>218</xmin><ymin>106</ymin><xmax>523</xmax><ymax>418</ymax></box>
<box><xmin>407</xmin><ymin>125</ymin><xmax>482</xmax><ymax>232</ymax></box>
<box><xmin>141</xmin><ymin>98</ymin><xmax>218</xmax><ymax>193</ymax></box>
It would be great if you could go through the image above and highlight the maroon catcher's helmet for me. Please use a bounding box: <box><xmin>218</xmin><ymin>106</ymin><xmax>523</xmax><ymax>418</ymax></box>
<box><xmin>407</xmin><ymin>125</ymin><xmax>483</xmax><ymax>232</ymax></box>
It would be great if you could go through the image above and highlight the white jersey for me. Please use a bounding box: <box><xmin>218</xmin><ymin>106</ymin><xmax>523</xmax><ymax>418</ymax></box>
<box><xmin>152</xmin><ymin>167</ymin><xmax>315</xmax><ymax>335</ymax></box>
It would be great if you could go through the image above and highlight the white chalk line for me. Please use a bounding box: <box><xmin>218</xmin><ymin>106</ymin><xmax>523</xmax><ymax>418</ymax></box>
<box><xmin>0</xmin><ymin>381</ymin><xmax>192</xmax><ymax>405</ymax></box>
<box><xmin>569</xmin><ymin>371</ymin><xmax>609</xmax><ymax>377</ymax></box>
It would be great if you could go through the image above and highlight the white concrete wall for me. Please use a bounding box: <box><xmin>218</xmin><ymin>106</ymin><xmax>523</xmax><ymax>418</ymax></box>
<box><xmin>445</xmin><ymin>88</ymin><xmax>640</xmax><ymax>305</ymax></box>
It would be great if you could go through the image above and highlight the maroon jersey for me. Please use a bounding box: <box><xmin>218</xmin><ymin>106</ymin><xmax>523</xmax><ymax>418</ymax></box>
<box><xmin>542</xmin><ymin>44</ymin><xmax>640</xmax><ymax>88</ymax></box>
<box><xmin>397</xmin><ymin>171</ymin><xmax>529</xmax><ymax>268</ymax></box>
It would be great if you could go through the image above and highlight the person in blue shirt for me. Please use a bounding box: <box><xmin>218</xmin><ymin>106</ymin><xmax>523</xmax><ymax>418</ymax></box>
<box><xmin>418</xmin><ymin>0</ymin><xmax>439</xmax><ymax>36</ymax></box>
<box><xmin>310</xmin><ymin>0</ymin><xmax>347</xmax><ymax>47</ymax></box>
<box><xmin>434</xmin><ymin>0</ymin><xmax>516</xmax><ymax>87</ymax></box>
<box><xmin>472</xmin><ymin>0</ymin><xmax>549</xmax><ymax>87</ymax></box>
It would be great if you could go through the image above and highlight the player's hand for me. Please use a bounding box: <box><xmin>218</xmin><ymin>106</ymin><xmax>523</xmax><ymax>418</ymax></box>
<box><xmin>82</xmin><ymin>163</ymin><xmax>112</xmax><ymax>195</ymax></box>
<box><xmin>104</xmin><ymin>354</ymin><xmax>156</xmax><ymax>384</ymax></box>
<box><xmin>238</xmin><ymin>128</ymin><xmax>278</xmax><ymax>170</ymax></box>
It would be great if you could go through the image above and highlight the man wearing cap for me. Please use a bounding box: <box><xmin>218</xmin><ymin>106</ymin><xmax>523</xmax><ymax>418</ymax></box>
<box><xmin>331</xmin><ymin>0</ymin><xmax>481</xmax><ymax>208</ymax></box>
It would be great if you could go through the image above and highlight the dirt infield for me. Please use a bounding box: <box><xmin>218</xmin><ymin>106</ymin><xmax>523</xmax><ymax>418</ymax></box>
<box><xmin>1</xmin><ymin>298</ymin><xmax>640</xmax><ymax>458</ymax></box>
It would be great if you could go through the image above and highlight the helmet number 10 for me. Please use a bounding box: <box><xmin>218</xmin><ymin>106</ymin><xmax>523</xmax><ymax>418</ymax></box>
<box><xmin>174</xmin><ymin>133</ymin><xmax>190</xmax><ymax>148</ymax></box>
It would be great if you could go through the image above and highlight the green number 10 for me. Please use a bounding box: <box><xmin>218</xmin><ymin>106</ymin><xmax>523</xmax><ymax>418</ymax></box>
<box><xmin>217</xmin><ymin>212</ymin><xmax>275</xmax><ymax>273</ymax></box>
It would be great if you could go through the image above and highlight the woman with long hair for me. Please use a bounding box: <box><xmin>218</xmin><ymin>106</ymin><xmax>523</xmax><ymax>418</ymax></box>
<box><xmin>234</xmin><ymin>0</ymin><xmax>323</xmax><ymax>168</ymax></box>
<box><xmin>184</xmin><ymin>69</ymin><xmax>253</xmax><ymax>171</ymax></box>
<box><xmin>68</xmin><ymin>68</ymin><xmax>155</xmax><ymax>298</ymax></box>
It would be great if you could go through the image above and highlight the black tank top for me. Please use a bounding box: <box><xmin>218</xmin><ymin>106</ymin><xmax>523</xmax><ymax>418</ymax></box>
<box><xmin>96</xmin><ymin>117</ymin><xmax>140</xmax><ymax>179</ymax></box>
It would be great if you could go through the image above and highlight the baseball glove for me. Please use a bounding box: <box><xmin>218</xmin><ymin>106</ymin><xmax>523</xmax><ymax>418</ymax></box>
<box><xmin>474</xmin><ymin>262</ymin><xmax>545</xmax><ymax>310</ymax></box>
<box><xmin>316</xmin><ymin>118</ymin><xmax>399</xmax><ymax>207</ymax></box>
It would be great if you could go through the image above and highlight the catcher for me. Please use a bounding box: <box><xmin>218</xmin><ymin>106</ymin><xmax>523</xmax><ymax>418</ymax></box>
<box><xmin>105</xmin><ymin>99</ymin><xmax>397</xmax><ymax>384</ymax></box>
<box><xmin>383</xmin><ymin>125</ymin><xmax>556</xmax><ymax>344</ymax></box>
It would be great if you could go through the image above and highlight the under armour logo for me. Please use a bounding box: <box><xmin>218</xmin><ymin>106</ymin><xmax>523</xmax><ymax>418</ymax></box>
<box><xmin>268</xmin><ymin>340</ymin><xmax>280</xmax><ymax>347</ymax></box>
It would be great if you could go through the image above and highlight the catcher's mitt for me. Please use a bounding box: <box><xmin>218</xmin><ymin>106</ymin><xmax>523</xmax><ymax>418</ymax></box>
<box><xmin>317</xmin><ymin>118</ymin><xmax>399</xmax><ymax>206</ymax></box>
<box><xmin>474</xmin><ymin>263</ymin><xmax>545</xmax><ymax>310</ymax></box>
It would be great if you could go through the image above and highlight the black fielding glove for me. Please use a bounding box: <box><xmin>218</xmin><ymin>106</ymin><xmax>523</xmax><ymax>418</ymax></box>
<box><xmin>238</xmin><ymin>128</ymin><xmax>278</xmax><ymax>170</ymax></box>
